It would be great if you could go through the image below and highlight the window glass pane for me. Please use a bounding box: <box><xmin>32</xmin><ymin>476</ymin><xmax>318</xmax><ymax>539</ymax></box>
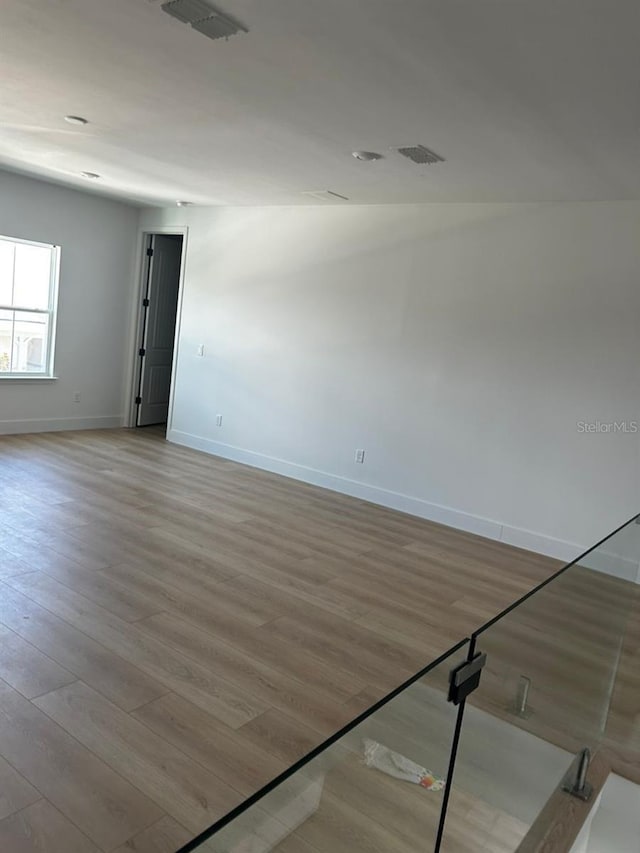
<box><xmin>0</xmin><ymin>309</ymin><xmax>12</xmax><ymax>372</ymax></box>
<box><xmin>13</xmin><ymin>310</ymin><xmax>49</xmax><ymax>373</ymax></box>
<box><xmin>0</xmin><ymin>236</ymin><xmax>57</xmax><ymax>376</ymax></box>
<box><xmin>0</xmin><ymin>240</ymin><xmax>15</xmax><ymax>305</ymax></box>
<box><xmin>13</xmin><ymin>242</ymin><xmax>52</xmax><ymax>309</ymax></box>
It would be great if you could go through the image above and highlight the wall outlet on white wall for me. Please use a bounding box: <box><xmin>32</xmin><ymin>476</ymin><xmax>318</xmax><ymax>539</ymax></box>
<box><xmin>215</xmin><ymin>414</ymin><xmax>223</xmax><ymax>427</ymax></box>
<box><xmin>197</xmin><ymin>344</ymin><xmax>205</xmax><ymax>357</ymax></box>
<box><xmin>355</xmin><ymin>449</ymin><xmax>365</xmax><ymax>463</ymax></box>
<box><xmin>73</xmin><ymin>392</ymin><xmax>81</xmax><ymax>403</ymax></box>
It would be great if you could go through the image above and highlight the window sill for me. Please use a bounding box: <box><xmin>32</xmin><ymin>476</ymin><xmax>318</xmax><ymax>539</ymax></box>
<box><xmin>0</xmin><ymin>375</ymin><xmax>58</xmax><ymax>382</ymax></box>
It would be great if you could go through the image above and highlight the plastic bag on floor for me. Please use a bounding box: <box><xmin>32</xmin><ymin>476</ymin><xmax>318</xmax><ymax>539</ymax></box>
<box><xmin>363</xmin><ymin>739</ymin><xmax>444</xmax><ymax>790</ymax></box>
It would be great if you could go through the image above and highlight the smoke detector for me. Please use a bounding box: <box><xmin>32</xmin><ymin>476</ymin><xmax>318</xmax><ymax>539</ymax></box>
<box><xmin>352</xmin><ymin>151</ymin><xmax>383</xmax><ymax>162</ymax></box>
<box><xmin>161</xmin><ymin>0</ymin><xmax>247</xmax><ymax>40</ymax></box>
<box><xmin>393</xmin><ymin>144</ymin><xmax>445</xmax><ymax>165</ymax></box>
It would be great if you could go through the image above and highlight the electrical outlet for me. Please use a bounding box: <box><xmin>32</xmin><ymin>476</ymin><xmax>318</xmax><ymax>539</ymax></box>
<box><xmin>197</xmin><ymin>344</ymin><xmax>205</xmax><ymax>357</ymax></box>
<box><xmin>355</xmin><ymin>449</ymin><xmax>365</xmax><ymax>464</ymax></box>
<box><xmin>215</xmin><ymin>414</ymin><xmax>223</xmax><ymax>427</ymax></box>
<box><xmin>73</xmin><ymin>392</ymin><xmax>81</xmax><ymax>403</ymax></box>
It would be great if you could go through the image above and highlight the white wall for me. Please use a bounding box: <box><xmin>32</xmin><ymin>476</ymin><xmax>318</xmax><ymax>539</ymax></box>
<box><xmin>0</xmin><ymin>170</ymin><xmax>139</xmax><ymax>433</ymax></box>
<box><xmin>571</xmin><ymin>774</ymin><xmax>640</xmax><ymax>853</ymax></box>
<box><xmin>139</xmin><ymin>201</ymin><xmax>640</xmax><ymax>559</ymax></box>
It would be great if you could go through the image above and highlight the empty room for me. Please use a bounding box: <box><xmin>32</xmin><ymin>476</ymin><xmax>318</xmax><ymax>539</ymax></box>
<box><xmin>0</xmin><ymin>2</ymin><xmax>639</xmax><ymax>852</ymax></box>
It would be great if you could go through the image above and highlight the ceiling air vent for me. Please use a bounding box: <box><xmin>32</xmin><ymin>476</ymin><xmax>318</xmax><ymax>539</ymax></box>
<box><xmin>394</xmin><ymin>144</ymin><xmax>445</xmax><ymax>165</ymax></box>
<box><xmin>161</xmin><ymin>0</ymin><xmax>212</xmax><ymax>22</ymax></box>
<box><xmin>302</xmin><ymin>190</ymin><xmax>349</xmax><ymax>202</ymax></box>
<box><xmin>161</xmin><ymin>0</ymin><xmax>247</xmax><ymax>40</ymax></box>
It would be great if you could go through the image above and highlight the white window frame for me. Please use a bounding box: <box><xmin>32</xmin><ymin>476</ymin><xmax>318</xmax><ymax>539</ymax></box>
<box><xmin>0</xmin><ymin>234</ymin><xmax>60</xmax><ymax>379</ymax></box>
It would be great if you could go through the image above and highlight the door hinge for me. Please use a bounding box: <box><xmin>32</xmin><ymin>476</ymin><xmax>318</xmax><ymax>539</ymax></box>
<box><xmin>448</xmin><ymin>651</ymin><xmax>486</xmax><ymax>705</ymax></box>
<box><xmin>138</xmin><ymin>347</ymin><xmax>146</xmax><ymax>357</ymax></box>
<box><xmin>142</xmin><ymin>298</ymin><xmax>150</xmax><ymax>307</ymax></box>
<box><xmin>135</xmin><ymin>396</ymin><xmax>142</xmax><ymax>405</ymax></box>
<box><xmin>146</xmin><ymin>247</ymin><xmax>154</xmax><ymax>257</ymax></box>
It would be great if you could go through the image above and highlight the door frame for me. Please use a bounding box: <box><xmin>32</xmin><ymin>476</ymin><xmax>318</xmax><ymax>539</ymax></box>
<box><xmin>124</xmin><ymin>225</ymin><xmax>188</xmax><ymax>430</ymax></box>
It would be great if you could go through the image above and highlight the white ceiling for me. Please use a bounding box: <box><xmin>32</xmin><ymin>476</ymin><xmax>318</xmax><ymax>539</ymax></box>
<box><xmin>1</xmin><ymin>0</ymin><xmax>639</xmax><ymax>206</ymax></box>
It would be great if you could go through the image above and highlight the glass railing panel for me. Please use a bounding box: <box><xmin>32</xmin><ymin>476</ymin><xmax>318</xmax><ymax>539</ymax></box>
<box><xmin>440</xmin><ymin>515</ymin><xmax>639</xmax><ymax>853</ymax></box>
<box><xmin>178</xmin><ymin>641</ymin><xmax>469</xmax><ymax>853</ymax></box>
<box><xmin>583</xmin><ymin>516</ymin><xmax>640</xmax><ymax>762</ymax></box>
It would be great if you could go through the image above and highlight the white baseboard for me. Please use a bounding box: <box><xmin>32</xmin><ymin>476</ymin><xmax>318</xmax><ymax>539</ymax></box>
<box><xmin>0</xmin><ymin>415</ymin><xmax>124</xmax><ymax>435</ymax></box>
<box><xmin>167</xmin><ymin>428</ymin><xmax>598</xmax><ymax>567</ymax></box>
<box><xmin>499</xmin><ymin>526</ymin><xmax>585</xmax><ymax>565</ymax></box>
<box><xmin>577</xmin><ymin>549</ymin><xmax>640</xmax><ymax>583</ymax></box>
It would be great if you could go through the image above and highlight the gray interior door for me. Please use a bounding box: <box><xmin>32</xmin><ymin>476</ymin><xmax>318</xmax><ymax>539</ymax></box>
<box><xmin>136</xmin><ymin>234</ymin><xmax>182</xmax><ymax>426</ymax></box>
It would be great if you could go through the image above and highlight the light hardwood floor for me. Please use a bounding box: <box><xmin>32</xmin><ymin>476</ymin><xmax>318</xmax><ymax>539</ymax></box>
<box><xmin>0</xmin><ymin>426</ymin><xmax>614</xmax><ymax>853</ymax></box>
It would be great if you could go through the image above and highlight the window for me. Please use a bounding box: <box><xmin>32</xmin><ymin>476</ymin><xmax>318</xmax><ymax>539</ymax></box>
<box><xmin>0</xmin><ymin>235</ymin><xmax>60</xmax><ymax>377</ymax></box>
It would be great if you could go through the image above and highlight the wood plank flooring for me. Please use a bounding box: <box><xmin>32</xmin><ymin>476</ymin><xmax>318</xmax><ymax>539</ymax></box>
<box><xmin>0</xmin><ymin>426</ymin><xmax>608</xmax><ymax>853</ymax></box>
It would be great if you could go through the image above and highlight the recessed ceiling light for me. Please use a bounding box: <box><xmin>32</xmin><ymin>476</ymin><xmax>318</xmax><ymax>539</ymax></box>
<box><xmin>351</xmin><ymin>151</ymin><xmax>383</xmax><ymax>162</ymax></box>
<box><xmin>65</xmin><ymin>115</ymin><xmax>89</xmax><ymax>125</ymax></box>
<box><xmin>80</xmin><ymin>171</ymin><xmax>100</xmax><ymax>179</ymax></box>
<box><xmin>176</xmin><ymin>200</ymin><xmax>191</xmax><ymax>207</ymax></box>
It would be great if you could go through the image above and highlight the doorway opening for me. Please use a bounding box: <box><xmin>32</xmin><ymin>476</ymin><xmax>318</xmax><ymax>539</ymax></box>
<box><xmin>134</xmin><ymin>233</ymin><xmax>183</xmax><ymax>431</ymax></box>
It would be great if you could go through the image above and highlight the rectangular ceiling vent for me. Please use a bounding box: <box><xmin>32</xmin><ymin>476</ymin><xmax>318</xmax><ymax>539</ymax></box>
<box><xmin>161</xmin><ymin>0</ymin><xmax>247</xmax><ymax>40</ymax></box>
<box><xmin>302</xmin><ymin>190</ymin><xmax>350</xmax><ymax>202</ymax></box>
<box><xmin>394</xmin><ymin>144</ymin><xmax>445</xmax><ymax>165</ymax></box>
